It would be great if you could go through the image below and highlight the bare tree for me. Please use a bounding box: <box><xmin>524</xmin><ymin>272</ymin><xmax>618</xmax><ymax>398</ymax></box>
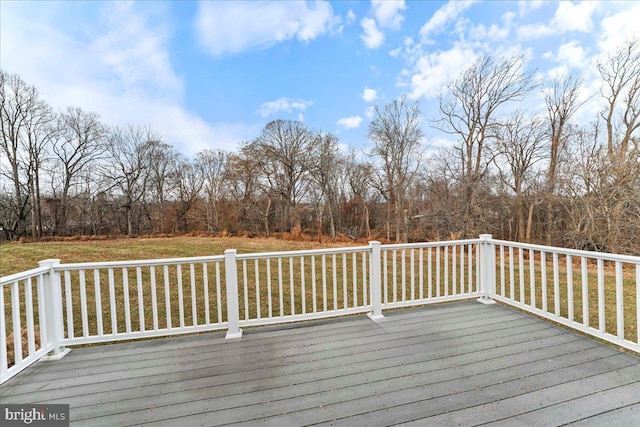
<box><xmin>104</xmin><ymin>125</ymin><xmax>155</xmax><ymax>237</ymax></box>
<box><xmin>494</xmin><ymin>111</ymin><xmax>547</xmax><ymax>242</ymax></box>
<box><xmin>146</xmin><ymin>140</ymin><xmax>179</xmax><ymax>233</ymax></box>
<box><xmin>251</xmin><ymin>120</ymin><xmax>317</xmax><ymax>233</ymax></box>
<box><xmin>196</xmin><ymin>149</ymin><xmax>228</xmax><ymax>233</ymax></box>
<box><xmin>172</xmin><ymin>157</ymin><xmax>204</xmax><ymax>234</ymax></box>
<box><xmin>436</xmin><ymin>56</ymin><xmax>537</xmax><ymax>237</ymax></box>
<box><xmin>369</xmin><ymin>95</ymin><xmax>424</xmax><ymax>242</ymax></box>
<box><xmin>310</xmin><ymin>133</ymin><xmax>342</xmax><ymax>238</ymax></box>
<box><xmin>0</xmin><ymin>71</ymin><xmax>31</xmax><ymax>239</ymax></box>
<box><xmin>543</xmin><ymin>73</ymin><xmax>583</xmax><ymax>245</ymax></box>
<box><xmin>52</xmin><ymin>107</ymin><xmax>106</xmax><ymax>235</ymax></box>
<box><xmin>22</xmin><ymin>89</ymin><xmax>58</xmax><ymax>239</ymax></box>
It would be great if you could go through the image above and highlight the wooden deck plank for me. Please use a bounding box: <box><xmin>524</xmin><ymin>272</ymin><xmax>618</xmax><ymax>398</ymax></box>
<box><xmin>569</xmin><ymin>402</ymin><xmax>640</xmax><ymax>426</ymax></box>
<box><xmin>1</xmin><ymin>301</ymin><xmax>638</xmax><ymax>427</ymax></box>
<box><xmin>485</xmin><ymin>382</ymin><xmax>640</xmax><ymax>426</ymax></box>
<box><xmin>3</xmin><ymin>307</ymin><xmax>533</xmax><ymax>396</ymax></box>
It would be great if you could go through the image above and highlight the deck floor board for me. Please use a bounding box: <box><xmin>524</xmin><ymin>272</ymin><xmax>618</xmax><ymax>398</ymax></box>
<box><xmin>1</xmin><ymin>301</ymin><xmax>638</xmax><ymax>426</ymax></box>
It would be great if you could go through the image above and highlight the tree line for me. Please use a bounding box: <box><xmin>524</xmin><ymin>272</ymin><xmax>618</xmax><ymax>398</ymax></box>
<box><xmin>1</xmin><ymin>40</ymin><xmax>638</xmax><ymax>254</ymax></box>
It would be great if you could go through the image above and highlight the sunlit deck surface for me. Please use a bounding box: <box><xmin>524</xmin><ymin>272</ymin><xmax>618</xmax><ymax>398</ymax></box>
<box><xmin>2</xmin><ymin>302</ymin><xmax>640</xmax><ymax>426</ymax></box>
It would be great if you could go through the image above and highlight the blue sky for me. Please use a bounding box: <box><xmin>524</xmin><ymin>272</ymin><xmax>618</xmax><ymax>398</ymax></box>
<box><xmin>2</xmin><ymin>1</ymin><xmax>639</xmax><ymax>156</ymax></box>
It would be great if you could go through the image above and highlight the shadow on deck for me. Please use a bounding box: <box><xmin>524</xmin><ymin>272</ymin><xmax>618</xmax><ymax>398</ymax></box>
<box><xmin>1</xmin><ymin>301</ymin><xmax>639</xmax><ymax>426</ymax></box>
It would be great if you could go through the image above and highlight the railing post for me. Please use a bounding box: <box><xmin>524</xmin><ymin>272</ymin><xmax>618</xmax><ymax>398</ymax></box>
<box><xmin>224</xmin><ymin>249</ymin><xmax>243</xmax><ymax>339</ymax></box>
<box><xmin>477</xmin><ymin>234</ymin><xmax>497</xmax><ymax>305</ymax></box>
<box><xmin>39</xmin><ymin>259</ymin><xmax>71</xmax><ymax>360</ymax></box>
<box><xmin>367</xmin><ymin>241</ymin><xmax>385</xmax><ymax>322</ymax></box>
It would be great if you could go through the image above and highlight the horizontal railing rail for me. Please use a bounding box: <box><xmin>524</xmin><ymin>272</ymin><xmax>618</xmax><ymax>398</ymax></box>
<box><xmin>2</xmin><ymin>234</ymin><xmax>638</xmax><ymax>385</ymax></box>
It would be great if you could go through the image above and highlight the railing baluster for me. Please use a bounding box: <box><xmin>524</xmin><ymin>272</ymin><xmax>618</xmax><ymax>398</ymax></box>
<box><xmin>241</xmin><ymin>260</ymin><xmax>248</xmax><ymax>321</ymax></box>
<box><xmin>301</xmin><ymin>256</ymin><xmax>306</xmax><ymax>314</ymax></box>
<box><xmin>163</xmin><ymin>265</ymin><xmax>171</xmax><ymax>329</ymax></box>
<box><xmin>215</xmin><ymin>262</ymin><xmax>222</xmax><ymax>323</ymax></box>
<box><xmin>290</xmin><ymin>257</ymin><xmax>295</xmax><ymax>316</ymax></box>
<box><xmin>529</xmin><ymin>249</ymin><xmax>535</xmax><ymax>308</ymax></box>
<box><xmin>410</xmin><ymin>249</ymin><xmax>415</xmax><ymax>300</ymax></box>
<box><xmin>322</xmin><ymin>255</ymin><xmax>327</xmax><ymax>312</ymax></box>
<box><xmin>567</xmin><ymin>255</ymin><xmax>573</xmax><ymax>322</ymax></box>
<box><xmin>64</xmin><ymin>270</ymin><xmax>74</xmax><ymax>338</ymax></box>
<box><xmin>615</xmin><ymin>262</ymin><xmax>624</xmax><ymax>339</ymax></box>
<box><xmin>362</xmin><ymin>252</ymin><xmax>367</xmax><ymax>306</ymax></box>
<box><xmin>79</xmin><ymin>270</ymin><xmax>89</xmax><ymax>337</ymax></box>
<box><xmin>352</xmin><ymin>253</ymin><xmax>357</xmax><ymax>308</ymax></box>
<box><xmin>541</xmin><ymin>252</ymin><xmax>547</xmax><ymax>312</ymax></box>
<box><xmin>109</xmin><ymin>268</ymin><xmax>117</xmax><ymax>334</ymax></box>
<box><xmin>597</xmin><ymin>259</ymin><xmax>605</xmax><ymax>333</ymax></box>
<box><xmin>499</xmin><ymin>245</ymin><xmax>504</xmax><ymax>297</ymax></box>
<box><xmin>266</xmin><ymin>258</ymin><xmax>272</xmax><ymax>318</ymax></box>
<box><xmin>36</xmin><ymin>274</ymin><xmax>47</xmax><ymax>347</ymax></box>
<box><xmin>518</xmin><ymin>249</ymin><xmax>525</xmax><ymax>304</ymax></box>
<box><xmin>468</xmin><ymin>244</ymin><xmax>473</xmax><ymax>293</ymax></box>
<box><xmin>204</xmin><ymin>263</ymin><xmax>211</xmax><ymax>324</ymax></box>
<box><xmin>444</xmin><ymin>246</ymin><xmax>448</xmax><ymax>297</ymax></box>
<box><xmin>553</xmin><ymin>253</ymin><xmax>560</xmax><ymax>317</ymax></box>
<box><xmin>278</xmin><ymin>258</ymin><xmax>284</xmax><ymax>317</ymax></box>
<box><xmin>401</xmin><ymin>249</ymin><xmax>407</xmax><ymax>302</ymax></box>
<box><xmin>581</xmin><ymin>257</ymin><xmax>588</xmax><ymax>327</ymax></box>
<box><xmin>342</xmin><ymin>253</ymin><xmax>347</xmax><ymax>309</ymax></box>
<box><xmin>436</xmin><ymin>247</ymin><xmax>441</xmax><ymax>298</ymax></box>
<box><xmin>11</xmin><ymin>281</ymin><xmax>22</xmax><ymax>364</ymax></box>
<box><xmin>332</xmin><ymin>254</ymin><xmax>337</xmax><ymax>311</ymax></box>
<box><xmin>122</xmin><ymin>268</ymin><xmax>131</xmax><ymax>334</ymax></box>
<box><xmin>177</xmin><ymin>264</ymin><xmax>184</xmax><ymax>329</ymax></box>
<box><xmin>255</xmin><ymin>259</ymin><xmax>261</xmax><ymax>319</ymax></box>
<box><xmin>383</xmin><ymin>250</ymin><xmax>388</xmax><ymax>304</ymax></box>
<box><xmin>150</xmin><ymin>266</ymin><xmax>158</xmax><ymax>331</ymax></box>
<box><xmin>392</xmin><ymin>249</ymin><xmax>397</xmax><ymax>303</ymax></box>
<box><xmin>452</xmin><ymin>245</ymin><xmax>457</xmax><ymax>296</ymax></box>
<box><xmin>427</xmin><ymin>247</ymin><xmax>432</xmax><ymax>299</ymax></box>
<box><xmin>419</xmin><ymin>248</ymin><xmax>424</xmax><ymax>300</ymax></box>
<box><xmin>136</xmin><ymin>267</ymin><xmax>145</xmax><ymax>332</ymax></box>
<box><xmin>312</xmin><ymin>256</ymin><xmax>317</xmax><ymax>313</ymax></box>
<box><xmin>25</xmin><ymin>277</ymin><xmax>35</xmax><ymax>356</ymax></box>
<box><xmin>94</xmin><ymin>269</ymin><xmax>103</xmax><ymax>336</ymax></box>
<box><xmin>190</xmin><ymin>264</ymin><xmax>197</xmax><ymax>326</ymax></box>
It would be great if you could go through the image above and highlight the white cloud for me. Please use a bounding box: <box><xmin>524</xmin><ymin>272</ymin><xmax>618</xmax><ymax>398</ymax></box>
<box><xmin>420</xmin><ymin>1</ymin><xmax>477</xmax><ymax>42</ymax></box>
<box><xmin>346</xmin><ymin>9</ymin><xmax>356</xmax><ymax>25</ymax></box>
<box><xmin>365</xmin><ymin>106</ymin><xmax>376</xmax><ymax>119</ymax></box>
<box><xmin>409</xmin><ymin>47</ymin><xmax>477</xmax><ymax>99</ymax></box>
<box><xmin>372</xmin><ymin>0</ymin><xmax>406</xmax><ymax>30</ymax></box>
<box><xmin>598</xmin><ymin>3</ymin><xmax>640</xmax><ymax>53</ymax></box>
<box><xmin>360</xmin><ymin>17</ymin><xmax>385</xmax><ymax>48</ymax></box>
<box><xmin>518</xmin><ymin>1</ymin><xmax>600</xmax><ymax>40</ymax></box>
<box><xmin>256</xmin><ymin>98</ymin><xmax>314</xmax><ymax>118</ymax></box>
<box><xmin>337</xmin><ymin>116</ymin><xmax>363</xmax><ymax>129</ymax></box>
<box><xmin>389</xmin><ymin>47</ymin><xmax>402</xmax><ymax>57</ymax></box>
<box><xmin>195</xmin><ymin>0</ymin><xmax>338</xmax><ymax>56</ymax></box>
<box><xmin>555</xmin><ymin>40</ymin><xmax>587</xmax><ymax>68</ymax></box>
<box><xmin>362</xmin><ymin>88</ymin><xmax>378</xmax><ymax>102</ymax></box>
<box><xmin>552</xmin><ymin>1</ymin><xmax>598</xmax><ymax>33</ymax></box>
<box><xmin>517</xmin><ymin>0</ymin><xmax>543</xmax><ymax>18</ymax></box>
<box><xmin>0</xmin><ymin>2</ymin><xmax>253</xmax><ymax>155</ymax></box>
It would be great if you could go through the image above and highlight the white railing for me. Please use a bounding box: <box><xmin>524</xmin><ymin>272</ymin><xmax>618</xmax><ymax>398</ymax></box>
<box><xmin>2</xmin><ymin>234</ymin><xmax>638</xmax><ymax>385</ymax></box>
<box><xmin>491</xmin><ymin>239</ymin><xmax>640</xmax><ymax>353</ymax></box>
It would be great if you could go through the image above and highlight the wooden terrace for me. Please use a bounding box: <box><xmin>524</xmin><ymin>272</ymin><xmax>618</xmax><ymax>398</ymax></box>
<box><xmin>2</xmin><ymin>301</ymin><xmax>639</xmax><ymax>426</ymax></box>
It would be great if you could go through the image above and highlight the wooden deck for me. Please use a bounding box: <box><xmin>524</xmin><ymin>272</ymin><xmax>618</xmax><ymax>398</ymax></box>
<box><xmin>2</xmin><ymin>301</ymin><xmax>640</xmax><ymax>426</ymax></box>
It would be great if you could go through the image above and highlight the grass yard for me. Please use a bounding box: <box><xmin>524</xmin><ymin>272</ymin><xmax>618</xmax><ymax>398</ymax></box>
<box><xmin>0</xmin><ymin>236</ymin><xmax>356</xmax><ymax>277</ymax></box>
